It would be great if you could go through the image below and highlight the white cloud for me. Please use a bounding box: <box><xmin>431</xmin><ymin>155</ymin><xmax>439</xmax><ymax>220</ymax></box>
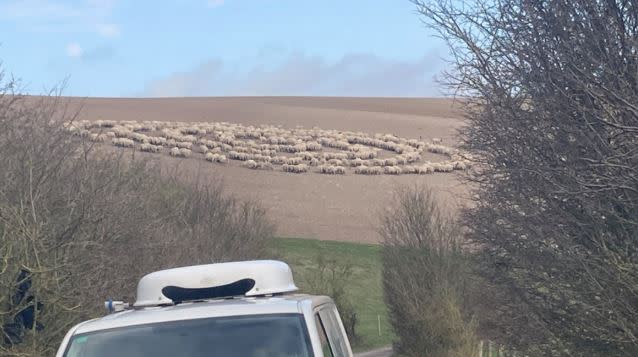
<box><xmin>141</xmin><ymin>52</ymin><xmax>446</xmax><ymax>97</ymax></box>
<box><xmin>0</xmin><ymin>0</ymin><xmax>118</xmax><ymax>35</ymax></box>
<box><xmin>96</xmin><ymin>23</ymin><xmax>120</xmax><ymax>37</ymax></box>
<box><xmin>207</xmin><ymin>0</ymin><xmax>225</xmax><ymax>8</ymax></box>
<box><xmin>66</xmin><ymin>42</ymin><xmax>84</xmax><ymax>58</ymax></box>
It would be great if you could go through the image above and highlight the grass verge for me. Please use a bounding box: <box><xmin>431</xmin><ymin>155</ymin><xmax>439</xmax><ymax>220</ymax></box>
<box><xmin>268</xmin><ymin>237</ymin><xmax>393</xmax><ymax>352</ymax></box>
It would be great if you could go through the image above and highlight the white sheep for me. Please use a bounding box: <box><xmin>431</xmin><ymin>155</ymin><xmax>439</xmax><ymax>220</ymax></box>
<box><xmin>89</xmin><ymin>133</ymin><xmax>105</xmax><ymax>142</ymax></box>
<box><xmin>140</xmin><ymin>143</ymin><xmax>162</xmax><ymax>153</ymax></box>
<box><xmin>384</xmin><ymin>158</ymin><xmax>398</xmax><ymax>166</ymax></box>
<box><xmin>243</xmin><ymin>160</ymin><xmax>273</xmax><ymax>170</ymax></box>
<box><xmin>282</xmin><ymin>164</ymin><xmax>308</xmax><ymax>173</ymax></box>
<box><xmin>317</xmin><ymin>165</ymin><xmax>346</xmax><ymax>175</ymax></box>
<box><xmin>176</xmin><ymin>141</ymin><xmax>193</xmax><ymax>149</ymax></box>
<box><xmin>402</xmin><ymin>165</ymin><xmax>418</xmax><ymax>174</ymax></box>
<box><xmin>228</xmin><ymin>151</ymin><xmax>250</xmax><ymax>161</ymax></box>
<box><xmin>416</xmin><ymin>165</ymin><xmax>434</xmax><ymax>174</ymax></box>
<box><xmin>431</xmin><ymin>162</ymin><xmax>454</xmax><ymax>172</ymax></box>
<box><xmin>305</xmin><ymin>142</ymin><xmax>323</xmax><ymax>151</ymax></box>
<box><xmin>148</xmin><ymin>136</ymin><xmax>167</xmax><ymax>146</ymax></box>
<box><xmin>285</xmin><ymin>157</ymin><xmax>303</xmax><ymax>165</ymax></box>
<box><xmin>384</xmin><ymin>166</ymin><xmax>402</xmax><ymax>175</ymax></box>
<box><xmin>354</xmin><ymin>166</ymin><xmax>383</xmax><ymax>175</ymax></box>
<box><xmin>206</xmin><ymin>153</ymin><xmax>228</xmax><ymax>163</ymax></box>
<box><xmin>130</xmin><ymin>132</ymin><xmax>149</xmax><ymax>143</ymax></box>
<box><xmin>169</xmin><ymin>147</ymin><xmax>191</xmax><ymax>158</ymax></box>
<box><xmin>112</xmin><ymin>138</ymin><xmax>135</xmax><ymax>148</ymax></box>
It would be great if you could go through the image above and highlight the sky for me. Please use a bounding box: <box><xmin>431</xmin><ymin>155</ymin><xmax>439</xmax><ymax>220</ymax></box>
<box><xmin>0</xmin><ymin>0</ymin><xmax>450</xmax><ymax>97</ymax></box>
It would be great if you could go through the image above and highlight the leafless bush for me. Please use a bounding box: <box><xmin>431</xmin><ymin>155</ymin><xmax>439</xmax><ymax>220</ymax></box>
<box><xmin>0</xmin><ymin>78</ymin><xmax>274</xmax><ymax>356</ymax></box>
<box><xmin>413</xmin><ymin>0</ymin><xmax>638</xmax><ymax>355</ymax></box>
<box><xmin>380</xmin><ymin>187</ymin><xmax>478</xmax><ymax>357</ymax></box>
<box><xmin>305</xmin><ymin>254</ymin><xmax>359</xmax><ymax>344</ymax></box>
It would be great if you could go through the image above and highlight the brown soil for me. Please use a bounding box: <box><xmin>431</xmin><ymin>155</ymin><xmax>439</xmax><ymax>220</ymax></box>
<box><xmin>65</xmin><ymin>96</ymin><xmax>469</xmax><ymax>243</ymax></box>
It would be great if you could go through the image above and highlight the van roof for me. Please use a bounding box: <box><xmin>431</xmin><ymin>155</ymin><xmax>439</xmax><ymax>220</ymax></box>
<box><xmin>73</xmin><ymin>294</ymin><xmax>332</xmax><ymax>335</ymax></box>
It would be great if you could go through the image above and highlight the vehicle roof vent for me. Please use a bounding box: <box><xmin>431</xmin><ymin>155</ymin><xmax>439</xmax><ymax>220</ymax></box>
<box><xmin>134</xmin><ymin>260</ymin><xmax>298</xmax><ymax>308</ymax></box>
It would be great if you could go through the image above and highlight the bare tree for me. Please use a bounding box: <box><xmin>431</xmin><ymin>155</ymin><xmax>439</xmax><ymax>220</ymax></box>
<box><xmin>380</xmin><ymin>187</ymin><xmax>478</xmax><ymax>357</ymax></box>
<box><xmin>413</xmin><ymin>0</ymin><xmax>638</xmax><ymax>355</ymax></box>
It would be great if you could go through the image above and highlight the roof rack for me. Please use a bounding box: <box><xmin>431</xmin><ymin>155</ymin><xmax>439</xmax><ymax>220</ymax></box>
<box><xmin>133</xmin><ymin>260</ymin><xmax>298</xmax><ymax>308</ymax></box>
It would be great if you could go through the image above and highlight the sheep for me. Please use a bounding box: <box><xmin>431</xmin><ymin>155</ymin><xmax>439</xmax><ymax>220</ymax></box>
<box><xmin>148</xmin><ymin>136</ymin><xmax>167</xmax><ymax>146</ymax></box>
<box><xmin>425</xmin><ymin>144</ymin><xmax>455</xmax><ymax>156</ymax></box>
<box><xmin>353</xmin><ymin>150</ymin><xmax>377</xmax><ymax>160</ymax></box>
<box><xmin>140</xmin><ymin>143</ymin><xmax>162</xmax><ymax>153</ymax></box>
<box><xmin>181</xmin><ymin>135</ymin><xmax>197</xmax><ymax>143</ymax></box>
<box><xmin>243</xmin><ymin>160</ymin><xmax>258</xmax><ymax>169</ymax></box>
<box><xmin>271</xmin><ymin>156</ymin><xmax>286</xmax><ymax>165</ymax></box>
<box><xmin>402</xmin><ymin>165</ymin><xmax>418</xmax><ymax>174</ymax></box>
<box><xmin>395</xmin><ymin>156</ymin><xmax>407</xmax><ymax>165</ymax></box>
<box><xmin>89</xmin><ymin>133</ymin><xmax>105</xmax><ymax>142</ymax></box>
<box><xmin>242</xmin><ymin>160</ymin><xmax>273</xmax><ymax>170</ymax></box>
<box><xmin>176</xmin><ymin>141</ymin><xmax>193</xmax><ymax>149</ymax></box>
<box><xmin>305</xmin><ymin>141</ymin><xmax>323</xmax><ymax>151</ymax></box>
<box><xmin>251</xmin><ymin>154</ymin><xmax>271</xmax><ymax>162</ymax></box>
<box><xmin>285</xmin><ymin>157</ymin><xmax>303</xmax><ymax>165</ymax></box>
<box><xmin>130</xmin><ymin>133</ymin><xmax>149</xmax><ymax>143</ymax></box>
<box><xmin>112</xmin><ymin>127</ymin><xmax>131</xmax><ymax>138</ymax></box>
<box><xmin>406</xmin><ymin>152</ymin><xmax>422</xmax><ymax>162</ymax></box>
<box><xmin>112</xmin><ymin>138</ymin><xmax>135</xmax><ymax>148</ymax></box>
<box><xmin>181</xmin><ymin>127</ymin><xmax>204</xmax><ymax>135</ymax></box>
<box><xmin>384</xmin><ymin>158</ymin><xmax>398</xmax><ymax>166</ymax></box>
<box><xmin>323</xmin><ymin>152</ymin><xmax>348</xmax><ymax>160</ymax></box>
<box><xmin>169</xmin><ymin>147</ymin><xmax>192</xmax><ymax>158</ymax></box>
<box><xmin>317</xmin><ymin>165</ymin><xmax>346</xmax><ymax>175</ymax></box>
<box><xmin>295</xmin><ymin>152</ymin><xmax>317</xmax><ymax>160</ymax></box>
<box><xmin>293</xmin><ymin>143</ymin><xmax>307</xmax><ymax>152</ymax></box>
<box><xmin>354</xmin><ymin>166</ymin><xmax>383</xmax><ymax>175</ymax></box>
<box><xmin>93</xmin><ymin>120</ymin><xmax>115</xmax><ymax>128</ymax></box>
<box><xmin>205</xmin><ymin>153</ymin><xmax>228</xmax><ymax>163</ymax></box>
<box><xmin>431</xmin><ymin>162</ymin><xmax>454</xmax><ymax>172</ymax></box>
<box><xmin>137</xmin><ymin>123</ymin><xmax>156</xmax><ymax>132</ymax></box>
<box><xmin>221</xmin><ymin>143</ymin><xmax>233</xmax><ymax>152</ymax></box>
<box><xmin>228</xmin><ymin>151</ymin><xmax>250</xmax><ymax>161</ymax></box>
<box><xmin>282</xmin><ymin>164</ymin><xmax>308</xmax><ymax>173</ymax></box>
<box><xmin>384</xmin><ymin>166</ymin><xmax>402</xmax><ymax>175</ymax></box>
<box><xmin>349</xmin><ymin>158</ymin><xmax>364</xmax><ymax>167</ymax></box>
<box><xmin>80</xmin><ymin>120</ymin><xmax>473</xmax><ymax>174</ymax></box>
<box><xmin>453</xmin><ymin>161</ymin><xmax>470</xmax><ymax>170</ymax></box>
<box><xmin>233</xmin><ymin>146</ymin><xmax>250</xmax><ymax>153</ymax></box>
<box><xmin>278</xmin><ymin>145</ymin><xmax>300</xmax><ymax>153</ymax></box>
<box><xmin>416</xmin><ymin>165</ymin><xmax>434</xmax><ymax>174</ymax></box>
<box><xmin>324</xmin><ymin>140</ymin><xmax>350</xmax><ymax>150</ymax></box>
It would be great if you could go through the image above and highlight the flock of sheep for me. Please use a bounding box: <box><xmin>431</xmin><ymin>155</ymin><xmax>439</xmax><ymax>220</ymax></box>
<box><xmin>66</xmin><ymin>119</ymin><xmax>472</xmax><ymax>175</ymax></box>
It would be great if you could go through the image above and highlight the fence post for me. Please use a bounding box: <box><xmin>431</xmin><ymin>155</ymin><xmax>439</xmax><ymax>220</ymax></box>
<box><xmin>478</xmin><ymin>340</ymin><xmax>483</xmax><ymax>357</ymax></box>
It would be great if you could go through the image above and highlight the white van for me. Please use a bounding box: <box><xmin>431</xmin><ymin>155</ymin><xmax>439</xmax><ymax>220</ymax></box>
<box><xmin>55</xmin><ymin>260</ymin><xmax>353</xmax><ymax>357</ymax></box>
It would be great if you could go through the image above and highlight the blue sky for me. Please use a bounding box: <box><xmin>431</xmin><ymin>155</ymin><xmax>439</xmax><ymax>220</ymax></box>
<box><xmin>0</xmin><ymin>0</ymin><xmax>449</xmax><ymax>97</ymax></box>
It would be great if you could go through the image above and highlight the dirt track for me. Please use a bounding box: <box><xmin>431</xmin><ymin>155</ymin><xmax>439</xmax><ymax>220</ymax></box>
<box><xmin>66</xmin><ymin>96</ymin><xmax>468</xmax><ymax>243</ymax></box>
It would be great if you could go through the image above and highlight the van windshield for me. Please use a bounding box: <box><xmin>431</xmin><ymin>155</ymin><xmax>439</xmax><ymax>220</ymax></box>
<box><xmin>64</xmin><ymin>313</ymin><xmax>313</xmax><ymax>357</ymax></box>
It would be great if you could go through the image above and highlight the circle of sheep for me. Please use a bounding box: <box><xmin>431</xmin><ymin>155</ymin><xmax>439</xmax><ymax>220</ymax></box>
<box><xmin>65</xmin><ymin>120</ymin><xmax>472</xmax><ymax>175</ymax></box>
